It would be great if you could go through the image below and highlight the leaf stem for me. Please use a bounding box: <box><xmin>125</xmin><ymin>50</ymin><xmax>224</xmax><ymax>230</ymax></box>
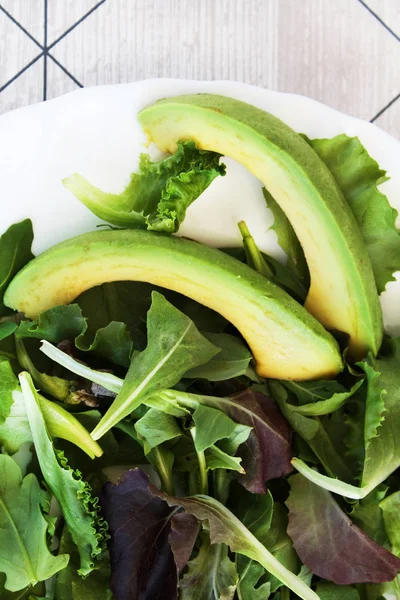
<box><xmin>238</xmin><ymin>220</ymin><xmax>273</xmax><ymax>278</ymax></box>
<box><xmin>151</xmin><ymin>446</ymin><xmax>175</xmax><ymax>496</ymax></box>
<box><xmin>191</xmin><ymin>428</ymin><xmax>208</xmax><ymax>495</ymax></box>
<box><xmin>291</xmin><ymin>458</ymin><xmax>371</xmax><ymax>499</ymax></box>
<box><xmin>280</xmin><ymin>586</ymin><xmax>290</xmax><ymax>600</ymax></box>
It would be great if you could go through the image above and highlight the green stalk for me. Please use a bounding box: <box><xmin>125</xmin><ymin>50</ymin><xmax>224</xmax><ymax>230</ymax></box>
<box><xmin>190</xmin><ymin>428</ymin><xmax>208</xmax><ymax>495</ymax></box>
<box><xmin>291</xmin><ymin>458</ymin><xmax>371</xmax><ymax>499</ymax></box>
<box><xmin>150</xmin><ymin>446</ymin><xmax>175</xmax><ymax>496</ymax></box>
<box><xmin>280</xmin><ymin>586</ymin><xmax>290</xmax><ymax>600</ymax></box>
<box><xmin>238</xmin><ymin>220</ymin><xmax>273</xmax><ymax>278</ymax></box>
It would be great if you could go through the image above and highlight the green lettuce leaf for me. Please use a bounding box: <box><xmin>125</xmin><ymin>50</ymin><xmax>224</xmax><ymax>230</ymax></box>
<box><xmin>63</xmin><ymin>141</ymin><xmax>225</xmax><ymax>233</ymax></box>
<box><xmin>0</xmin><ymin>220</ymin><xmax>34</xmax><ymax>317</ymax></box>
<box><xmin>307</xmin><ymin>134</ymin><xmax>400</xmax><ymax>293</ymax></box>
<box><xmin>90</xmin><ymin>292</ymin><xmax>218</xmax><ymax>439</ymax></box>
<box><xmin>381</xmin><ymin>490</ymin><xmax>400</xmax><ymax>555</ymax></box>
<box><xmin>179</xmin><ymin>534</ymin><xmax>238</xmax><ymax>600</ymax></box>
<box><xmin>19</xmin><ymin>372</ymin><xmax>107</xmax><ymax>576</ymax></box>
<box><xmin>0</xmin><ymin>454</ymin><xmax>68</xmax><ymax>592</ymax></box>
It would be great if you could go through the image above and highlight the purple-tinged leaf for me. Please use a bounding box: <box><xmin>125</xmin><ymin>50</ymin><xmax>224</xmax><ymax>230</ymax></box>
<box><xmin>286</xmin><ymin>474</ymin><xmax>400</xmax><ymax>584</ymax></box>
<box><xmin>168</xmin><ymin>512</ymin><xmax>198</xmax><ymax>574</ymax></box>
<box><xmin>101</xmin><ymin>469</ymin><xmax>197</xmax><ymax>600</ymax></box>
<box><xmin>229</xmin><ymin>390</ymin><xmax>293</xmax><ymax>492</ymax></box>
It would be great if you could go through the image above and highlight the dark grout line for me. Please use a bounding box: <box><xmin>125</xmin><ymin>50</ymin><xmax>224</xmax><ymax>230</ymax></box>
<box><xmin>370</xmin><ymin>92</ymin><xmax>400</xmax><ymax>123</ymax></box>
<box><xmin>47</xmin><ymin>0</ymin><xmax>107</xmax><ymax>50</ymax></box>
<box><xmin>43</xmin><ymin>0</ymin><xmax>48</xmax><ymax>100</ymax></box>
<box><xmin>0</xmin><ymin>52</ymin><xmax>44</xmax><ymax>93</ymax></box>
<box><xmin>0</xmin><ymin>4</ymin><xmax>44</xmax><ymax>49</ymax></box>
<box><xmin>358</xmin><ymin>0</ymin><xmax>400</xmax><ymax>44</ymax></box>
<box><xmin>48</xmin><ymin>53</ymin><xmax>84</xmax><ymax>88</ymax></box>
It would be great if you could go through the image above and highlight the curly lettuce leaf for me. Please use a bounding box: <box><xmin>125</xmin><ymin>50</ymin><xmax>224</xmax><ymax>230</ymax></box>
<box><xmin>19</xmin><ymin>372</ymin><xmax>107</xmax><ymax>576</ymax></box>
<box><xmin>307</xmin><ymin>134</ymin><xmax>400</xmax><ymax>293</ymax></box>
<box><xmin>63</xmin><ymin>141</ymin><xmax>225</xmax><ymax>233</ymax></box>
<box><xmin>0</xmin><ymin>455</ymin><xmax>68</xmax><ymax>592</ymax></box>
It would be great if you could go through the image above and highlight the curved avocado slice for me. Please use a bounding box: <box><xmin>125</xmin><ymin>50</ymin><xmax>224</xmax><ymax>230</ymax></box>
<box><xmin>4</xmin><ymin>229</ymin><xmax>342</xmax><ymax>381</ymax></box>
<box><xmin>138</xmin><ymin>94</ymin><xmax>383</xmax><ymax>359</ymax></box>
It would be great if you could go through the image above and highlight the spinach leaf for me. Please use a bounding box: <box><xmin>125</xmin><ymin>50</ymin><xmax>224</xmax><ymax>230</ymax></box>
<box><xmin>185</xmin><ymin>332</ymin><xmax>252</xmax><ymax>382</ymax></box>
<box><xmin>0</xmin><ymin>220</ymin><xmax>34</xmax><ymax>316</ymax></box>
<box><xmin>19</xmin><ymin>373</ymin><xmax>107</xmax><ymax>576</ymax></box>
<box><xmin>91</xmin><ymin>292</ymin><xmax>218</xmax><ymax>439</ymax></box>
<box><xmin>63</xmin><ymin>141</ymin><xmax>225</xmax><ymax>232</ymax></box>
<box><xmin>315</xmin><ymin>582</ymin><xmax>360</xmax><ymax>600</ymax></box>
<box><xmin>135</xmin><ymin>408</ymin><xmax>182</xmax><ymax>453</ymax></box>
<box><xmin>101</xmin><ymin>468</ymin><xmax>198</xmax><ymax>600</ymax></box>
<box><xmin>286</xmin><ymin>474</ymin><xmax>400</xmax><ymax>584</ymax></box>
<box><xmin>306</xmin><ymin>134</ymin><xmax>400</xmax><ymax>293</ymax></box>
<box><xmin>0</xmin><ymin>455</ymin><xmax>68</xmax><ymax>592</ymax></box>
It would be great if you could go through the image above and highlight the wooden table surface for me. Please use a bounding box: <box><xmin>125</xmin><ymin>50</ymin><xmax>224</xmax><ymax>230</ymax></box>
<box><xmin>0</xmin><ymin>0</ymin><xmax>399</xmax><ymax>140</ymax></box>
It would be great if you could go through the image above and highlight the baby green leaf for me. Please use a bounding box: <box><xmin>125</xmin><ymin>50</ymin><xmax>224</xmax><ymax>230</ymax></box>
<box><xmin>91</xmin><ymin>292</ymin><xmax>218</xmax><ymax>439</ymax></box>
<box><xmin>192</xmin><ymin>404</ymin><xmax>251</xmax><ymax>453</ymax></box>
<box><xmin>159</xmin><ymin>493</ymin><xmax>319</xmax><ymax>600</ymax></box>
<box><xmin>19</xmin><ymin>372</ymin><xmax>106</xmax><ymax>576</ymax></box>
<box><xmin>135</xmin><ymin>408</ymin><xmax>182</xmax><ymax>454</ymax></box>
<box><xmin>0</xmin><ymin>454</ymin><xmax>68</xmax><ymax>592</ymax></box>
<box><xmin>185</xmin><ymin>332</ymin><xmax>252</xmax><ymax>382</ymax></box>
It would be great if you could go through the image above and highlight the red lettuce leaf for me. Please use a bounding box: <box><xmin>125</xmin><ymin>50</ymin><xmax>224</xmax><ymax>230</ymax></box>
<box><xmin>101</xmin><ymin>469</ymin><xmax>198</xmax><ymax>600</ymax></box>
<box><xmin>286</xmin><ymin>474</ymin><xmax>400</xmax><ymax>584</ymax></box>
<box><xmin>231</xmin><ymin>390</ymin><xmax>293</xmax><ymax>493</ymax></box>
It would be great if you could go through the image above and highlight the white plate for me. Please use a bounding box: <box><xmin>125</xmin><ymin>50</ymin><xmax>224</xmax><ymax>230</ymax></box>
<box><xmin>0</xmin><ymin>79</ymin><xmax>399</xmax><ymax>333</ymax></box>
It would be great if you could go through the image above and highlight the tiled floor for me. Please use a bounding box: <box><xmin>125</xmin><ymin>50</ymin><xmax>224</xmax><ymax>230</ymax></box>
<box><xmin>0</xmin><ymin>0</ymin><xmax>399</xmax><ymax>140</ymax></box>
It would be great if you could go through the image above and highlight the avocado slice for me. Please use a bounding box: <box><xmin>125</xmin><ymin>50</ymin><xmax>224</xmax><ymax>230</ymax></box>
<box><xmin>4</xmin><ymin>229</ymin><xmax>342</xmax><ymax>381</ymax></box>
<box><xmin>138</xmin><ymin>94</ymin><xmax>383</xmax><ymax>359</ymax></box>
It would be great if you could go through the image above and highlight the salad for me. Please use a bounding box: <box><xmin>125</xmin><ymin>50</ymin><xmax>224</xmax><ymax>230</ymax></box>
<box><xmin>0</xmin><ymin>93</ymin><xmax>400</xmax><ymax>600</ymax></box>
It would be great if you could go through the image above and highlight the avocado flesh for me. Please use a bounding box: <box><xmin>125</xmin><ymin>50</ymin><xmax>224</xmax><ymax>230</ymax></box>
<box><xmin>138</xmin><ymin>94</ymin><xmax>383</xmax><ymax>359</ymax></box>
<box><xmin>4</xmin><ymin>229</ymin><xmax>342</xmax><ymax>381</ymax></box>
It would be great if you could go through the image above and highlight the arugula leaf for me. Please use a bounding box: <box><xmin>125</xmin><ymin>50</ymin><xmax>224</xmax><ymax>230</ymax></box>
<box><xmin>0</xmin><ymin>321</ymin><xmax>17</xmax><ymax>342</ymax></box>
<box><xmin>0</xmin><ymin>454</ymin><xmax>68</xmax><ymax>592</ymax></box>
<box><xmin>55</xmin><ymin>526</ymin><xmax>112</xmax><ymax>600</ymax></box>
<box><xmin>63</xmin><ymin>141</ymin><xmax>225</xmax><ymax>232</ymax></box>
<box><xmin>262</xmin><ymin>188</ymin><xmax>309</xmax><ymax>283</ymax></box>
<box><xmin>100</xmin><ymin>468</ymin><xmax>198</xmax><ymax>600</ymax></box>
<box><xmin>158</xmin><ymin>492</ymin><xmax>319</xmax><ymax>600</ymax></box>
<box><xmin>90</xmin><ymin>292</ymin><xmax>218</xmax><ymax>439</ymax></box>
<box><xmin>281</xmin><ymin>378</ymin><xmax>363</xmax><ymax>416</ymax></box>
<box><xmin>179</xmin><ymin>534</ymin><xmax>238</xmax><ymax>600</ymax></box>
<box><xmin>19</xmin><ymin>372</ymin><xmax>106</xmax><ymax>576</ymax></box>
<box><xmin>270</xmin><ymin>381</ymin><xmax>353</xmax><ymax>482</ymax></box>
<box><xmin>18</xmin><ymin>303</ymin><xmax>133</xmax><ymax>367</ymax></box>
<box><xmin>286</xmin><ymin>474</ymin><xmax>400</xmax><ymax>584</ymax></box>
<box><xmin>0</xmin><ymin>220</ymin><xmax>34</xmax><ymax>316</ymax></box>
<box><xmin>306</xmin><ymin>134</ymin><xmax>400</xmax><ymax>293</ymax></box>
<box><xmin>16</xmin><ymin>304</ymin><xmax>86</xmax><ymax>343</ymax></box>
<box><xmin>185</xmin><ymin>332</ymin><xmax>252</xmax><ymax>382</ymax></box>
